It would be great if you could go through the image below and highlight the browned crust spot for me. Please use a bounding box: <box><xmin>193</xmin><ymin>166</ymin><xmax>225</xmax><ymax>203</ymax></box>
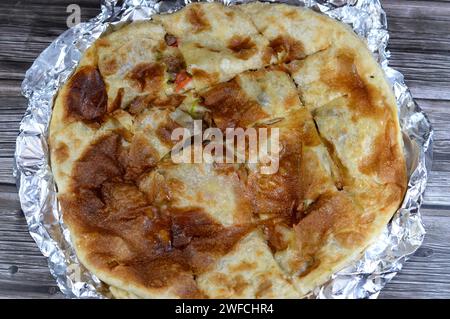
<box><xmin>155</xmin><ymin>117</ymin><xmax>181</xmax><ymax>146</ymax></box>
<box><xmin>246</xmin><ymin>135</ymin><xmax>302</xmax><ymax>223</ymax></box>
<box><xmin>200</xmin><ymin>79</ymin><xmax>268</xmax><ymax>130</ymax></box>
<box><xmin>294</xmin><ymin>192</ymin><xmax>365</xmax><ymax>277</ymax></box>
<box><xmin>127</xmin><ymin>95</ymin><xmax>153</xmax><ymax>115</ymax></box>
<box><xmin>312</xmin><ymin>121</ymin><xmax>350</xmax><ymax>190</ymax></box>
<box><xmin>53</xmin><ymin>142</ymin><xmax>69</xmax><ymax>163</ymax></box>
<box><xmin>65</xmin><ymin>66</ymin><xmax>107</xmax><ymax>122</ymax></box>
<box><xmin>96</xmin><ymin>38</ymin><xmax>111</xmax><ymax>47</ymax></box>
<box><xmin>153</xmin><ymin>94</ymin><xmax>186</xmax><ymax>109</ymax></box>
<box><xmin>110</xmin><ymin>88</ymin><xmax>124</xmax><ymax>112</ymax></box>
<box><xmin>120</xmin><ymin>133</ymin><xmax>159</xmax><ymax>180</ymax></box>
<box><xmin>321</xmin><ymin>52</ymin><xmax>385</xmax><ymax>119</ymax></box>
<box><xmin>284</xmin><ymin>93</ymin><xmax>300</xmax><ymax>109</ymax></box>
<box><xmin>255</xmin><ymin>279</ymin><xmax>273</xmax><ymax>298</ymax></box>
<box><xmin>126</xmin><ymin>63</ymin><xmax>165</xmax><ymax>95</ymax></box>
<box><xmin>283</xmin><ymin>9</ymin><xmax>299</xmax><ymax>19</ymax></box>
<box><xmin>262</xmin><ymin>221</ymin><xmax>290</xmax><ymax>252</ymax></box>
<box><xmin>227</xmin><ymin>35</ymin><xmax>257</xmax><ymax>60</ymax></box>
<box><xmin>72</xmin><ymin>134</ymin><xmax>123</xmax><ymax>190</ymax></box>
<box><xmin>191</xmin><ymin>68</ymin><xmax>220</xmax><ymax>86</ymax></box>
<box><xmin>262</xmin><ymin>46</ymin><xmax>275</xmax><ymax>65</ymax></box>
<box><xmin>187</xmin><ymin>4</ymin><xmax>211</xmax><ymax>33</ymax></box>
<box><xmin>225</xmin><ymin>10</ymin><xmax>235</xmax><ymax>18</ymax></box>
<box><xmin>128</xmin><ymin>94</ymin><xmax>185</xmax><ymax>115</ymax></box>
<box><xmin>229</xmin><ymin>261</ymin><xmax>258</xmax><ymax>272</ymax></box>
<box><xmin>269</xmin><ymin>35</ymin><xmax>306</xmax><ymax>63</ymax></box>
<box><xmin>100</xmin><ymin>57</ymin><xmax>118</xmax><ymax>76</ymax></box>
<box><xmin>359</xmin><ymin>120</ymin><xmax>407</xmax><ymax>189</ymax></box>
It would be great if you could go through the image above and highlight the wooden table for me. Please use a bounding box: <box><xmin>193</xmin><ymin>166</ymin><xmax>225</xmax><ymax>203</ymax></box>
<box><xmin>0</xmin><ymin>0</ymin><xmax>449</xmax><ymax>299</ymax></box>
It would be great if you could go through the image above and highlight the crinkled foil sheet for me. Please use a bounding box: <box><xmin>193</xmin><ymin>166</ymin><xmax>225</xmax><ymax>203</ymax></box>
<box><xmin>14</xmin><ymin>0</ymin><xmax>433</xmax><ymax>299</ymax></box>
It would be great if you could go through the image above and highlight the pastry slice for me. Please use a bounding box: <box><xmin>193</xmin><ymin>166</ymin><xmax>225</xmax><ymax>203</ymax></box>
<box><xmin>154</xmin><ymin>3</ymin><xmax>273</xmax><ymax>89</ymax></box>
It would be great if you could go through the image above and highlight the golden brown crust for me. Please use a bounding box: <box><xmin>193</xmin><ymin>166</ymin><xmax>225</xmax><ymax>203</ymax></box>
<box><xmin>294</xmin><ymin>192</ymin><xmax>364</xmax><ymax>268</ymax></box>
<box><xmin>126</xmin><ymin>63</ymin><xmax>165</xmax><ymax>94</ymax></box>
<box><xmin>50</xmin><ymin>2</ymin><xmax>407</xmax><ymax>299</ymax></box>
<box><xmin>65</xmin><ymin>66</ymin><xmax>107</xmax><ymax>122</ymax></box>
<box><xmin>359</xmin><ymin>119</ymin><xmax>407</xmax><ymax>189</ymax></box>
<box><xmin>186</xmin><ymin>4</ymin><xmax>211</xmax><ymax>34</ymax></box>
<box><xmin>200</xmin><ymin>79</ymin><xmax>268</xmax><ymax>130</ymax></box>
<box><xmin>269</xmin><ymin>36</ymin><xmax>306</xmax><ymax>63</ymax></box>
<box><xmin>61</xmin><ymin>133</ymin><xmax>256</xmax><ymax>298</ymax></box>
<box><xmin>227</xmin><ymin>35</ymin><xmax>258</xmax><ymax>60</ymax></box>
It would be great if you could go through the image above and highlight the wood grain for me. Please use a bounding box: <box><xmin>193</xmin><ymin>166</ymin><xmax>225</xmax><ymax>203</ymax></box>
<box><xmin>0</xmin><ymin>184</ymin><xmax>63</xmax><ymax>299</ymax></box>
<box><xmin>0</xmin><ymin>0</ymin><xmax>449</xmax><ymax>299</ymax></box>
<box><xmin>386</xmin><ymin>0</ymin><xmax>450</xmax><ymax>100</ymax></box>
<box><xmin>380</xmin><ymin>207</ymin><xmax>450</xmax><ymax>299</ymax></box>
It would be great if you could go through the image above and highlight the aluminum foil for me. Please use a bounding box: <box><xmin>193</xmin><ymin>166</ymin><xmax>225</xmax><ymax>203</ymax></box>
<box><xmin>14</xmin><ymin>0</ymin><xmax>433</xmax><ymax>299</ymax></box>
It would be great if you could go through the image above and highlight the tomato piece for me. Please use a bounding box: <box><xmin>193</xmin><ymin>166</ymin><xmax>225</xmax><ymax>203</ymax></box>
<box><xmin>175</xmin><ymin>71</ymin><xmax>192</xmax><ymax>92</ymax></box>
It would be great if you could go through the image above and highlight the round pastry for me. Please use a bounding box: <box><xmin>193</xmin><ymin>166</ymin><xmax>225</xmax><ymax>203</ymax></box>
<box><xmin>49</xmin><ymin>2</ymin><xmax>407</xmax><ymax>298</ymax></box>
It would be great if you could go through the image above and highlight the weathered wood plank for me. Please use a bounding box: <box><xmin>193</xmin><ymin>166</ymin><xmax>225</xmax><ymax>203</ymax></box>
<box><xmin>380</xmin><ymin>207</ymin><xmax>450</xmax><ymax>299</ymax></box>
<box><xmin>0</xmin><ymin>159</ymin><xmax>15</xmax><ymax>185</ymax></box>
<box><xmin>385</xmin><ymin>0</ymin><xmax>450</xmax><ymax>53</ymax></box>
<box><xmin>414</xmin><ymin>99</ymin><xmax>450</xmax><ymax>207</ymax></box>
<box><xmin>384</xmin><ymin>0</ymin><xmax>450</xmax><ymax>100</ymax></box>
<box><xmin>0</xmin><ymin>184</ymin><xmax>62</xmax><ymax>298</ymax></box>
<box><xmin>389</xmin><ymin>51</ymin><xmax>450</xmax><ymax>100</ymax></box>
